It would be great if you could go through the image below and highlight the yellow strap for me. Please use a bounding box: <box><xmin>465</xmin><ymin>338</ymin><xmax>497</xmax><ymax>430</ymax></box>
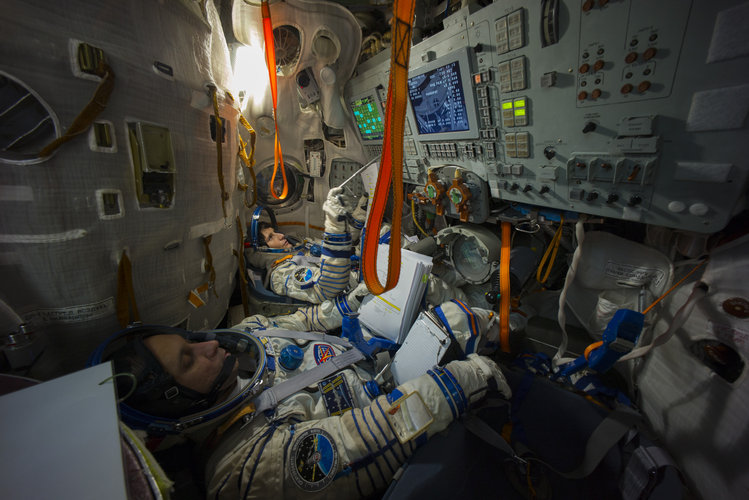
<box><xmin>411</xmin><ymin>199</ymin><xmax>430</xmax><ymax>238</ymax></box>
<box><xmin>40</xmin><ymin>62</ymin><xmax>115</xmax><ymax>157</ymax></box>
<box><xmin>216</xmin><ymin>403</ymin><xmax>256</xmax><ymax>440</ymax></box>
<box><xmin>237</xmin><ymin>115</ymin><xmax>258</xmax><ymax>207</ymax></box>
<box><xmin>499</xmin><ymin>222</ymin><xmax>511</xmax><ymax>352</ymax></box>
<box><xmin>116</xmin><ymin>250</ymin><xmax>141</xmax><ymax>327</ymax></box>
<box><xmin>210</xmin><ymin>88</ymin><xmax>228</xmax><ymax>217</ymax></box>
<box><xmin>271</xmin><ymin>254</ymin><xmax>294</xmax><ymax>267</ymax></box>
<box><xmin>536</xmin><ymin>216</ymin><xmax>564</xmax><ymax>285</ymax></box>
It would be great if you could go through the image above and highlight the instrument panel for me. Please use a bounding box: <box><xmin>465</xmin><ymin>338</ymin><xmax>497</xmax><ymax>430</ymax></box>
<box><xmin>345</xmin><ymin>0</ymin><xmax>748</xmax><ymax>232</ymax></box>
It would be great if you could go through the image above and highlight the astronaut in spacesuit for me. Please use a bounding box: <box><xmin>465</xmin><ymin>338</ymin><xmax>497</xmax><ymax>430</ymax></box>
<box><xmin>91</xmin><ymin>302</ymin><xmax>510</xmax><ymax>499</ymax></box>
<box><xmin>247</xmin><ymin>186</ymin><xmax>469</xmax><ymax>331</ymax></box>
<box><xmin>247</xmin><ymin>187</ymin><xmax>367</xmax><ymax>305</ymax></box>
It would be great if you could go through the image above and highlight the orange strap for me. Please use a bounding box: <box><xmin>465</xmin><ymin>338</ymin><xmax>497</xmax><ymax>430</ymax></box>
<box><xmin>362</xmin><ymin>0</ymin><xmax>415</xmax><ymax>295</ymax></box>
<box><xmin>261</xmin><ymin>0</ymin><xmax>288</xmax><ymax>200</ymax></box>
<box><xmin>271</xmin><ymin>254</ymin><xmax>294</xmax><ymax>268</ymax></box>
<box><xmin>40</xmin><ymin>62</ymin><xmax>115</xmax><ymax>157</ymax></box>
<box><xmin>584</xmin><ymin>341</ymin><xmax>604</xmax><ymax>361</ymax></box>
<box><xmin>643</xmin><ymin>259</ymin><xmax>707</xmax><ymax>315</ymax></box>
<box><xmin>499</xmin><ymin>221</ymin><xmax>512</xmax><ymax>352</ymax></box>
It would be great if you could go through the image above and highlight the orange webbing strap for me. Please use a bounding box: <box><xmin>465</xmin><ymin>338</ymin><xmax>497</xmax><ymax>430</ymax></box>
<box><xmin>203</xmin><ymin>235</ymin><xmax>218</xmax><ymax>298</ymax></box>
<box><xmin>362</xmin><ymin>0</ymin><xmax>416</xmax><ymax>295</ymax></box>
<box><xmin>261</xmin><ymin>0</ymin><xmax>289</xmax><ymax>200</ymax></box>
<box><xmin>234</xmin><ymin>215</ymin><xmax>251</xmax><ymax>317</ymax></box>
<box><xmin>40</xmin><ymin>62</ymin><xmax>115</xmax><ymax>157</ymax></box>
<box><xmin>210</xmin><ymin>87</ymin><xmax>228</xmax><ymax>217</ymax></box>
<box><xmin>584</xmin><ymin>341</ymin><xmax>604</xmax><ymax>361</ymax></box>
<box><xmin>499</xmin><ymin>221</ymin><xmax>512</xmax><ymax>352</ymax></box>
<box><xmin>272</xmin><ymin>254</ymin><xmax>294</xmax><ymax>267</ymax></box>
<box><xmin>116</xmin><ymin>249</ymin><xmax>141</xmax><ymax>328</ymax></box>
<box><xmin>237</xmin><ymin>114</ymin><xmax>258</xmax><ymax>208</ymax></box>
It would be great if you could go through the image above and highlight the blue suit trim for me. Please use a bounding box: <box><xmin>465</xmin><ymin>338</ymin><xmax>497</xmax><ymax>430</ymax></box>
<box><xmin>322</xmin><ymin>248</ymin><xmax>353</xmax><ymax>258</ymax></box>
<box><xmin>243</xmin><ymin>425</ymin><xmax>277</xmax><ymax>500</ymax></box>
<box><xmin>451</xmin><ymin>299</ymin><xmax>479</xmax><ymax>354</ymax></box>
<box><xmin>368</xmin><ymin>406</ymin><xmax>397</xmax><ymax>473</ymax></box>
<box><xmin>442</xmin><ymin>367</ymin><xmax>468</xmax><ymax>414</ymax></box>
<box><xmin>434</xmin><ymin>306</ymin><xmax>466</xmax><ymax>360</ymax></box>
<box><xmin>375</xmin><ymin>399</ymin><xmax>408</xmax><ymax>462</ymax></box>
<box><xmin>351</xmin><ymin>409</ymin><xmax>378</xmax><ymax>487</ymax></box>
<box><xmin>428</xmin><ymin>369</ymin><xmax>457</xmax><ymax>419</ymax></box>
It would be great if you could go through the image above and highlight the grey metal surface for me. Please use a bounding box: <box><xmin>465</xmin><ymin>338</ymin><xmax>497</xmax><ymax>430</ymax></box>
<box><xmin>346</xmin><ymin>0</ymin><xmax>748</xmax><ymax>233</ymax></box>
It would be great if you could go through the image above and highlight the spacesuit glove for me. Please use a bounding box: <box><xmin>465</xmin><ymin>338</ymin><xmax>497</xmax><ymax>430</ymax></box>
<box><xmin>350</xmin><ymin>194</ymin><xmax>368</xmax><ymax>227</ymax></box>
<box><xmin>444</xmin><ymin>354</ymin><xmax>512</xmax><ymax>406</ymax></box>
<box><xmin>323</xmin><ymin>187</ymin><xmax>350</xmax><ymax>234</ymax></box>
<box><xmin>346</xmin><ymin>282</ymin><xmax>370</xmax><ymax>311</ymax></box>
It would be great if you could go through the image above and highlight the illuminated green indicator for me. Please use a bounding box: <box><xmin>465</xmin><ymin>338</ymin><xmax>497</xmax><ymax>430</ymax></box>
<box><xmin>514</xmin><ymin>109</ymin><xmax>526</xmax><ymax>116</ymax></box>
<box><xmin>351</xmin><ymin>96</ymin><xmax>384</xmax><ymax>140</ymax></box>
<box><xmin>514</xmin><ymin>99</ymin><xmax>526</xmax><ymax>108</ymax></box>
<box><xmin>450</xmin><ymin>188</ymin><xmax>462</xmax><ymax>204</ymax></box>
<box><xmin>502</xmin><ymin>101</ymin><xmax>513</xmax><ymax>110</ymax></box>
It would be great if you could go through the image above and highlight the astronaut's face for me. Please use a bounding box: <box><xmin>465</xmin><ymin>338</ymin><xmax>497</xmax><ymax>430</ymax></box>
<box><xmin>261</xmin><ymin>226</ymin><xmax>292</xmax><ymax>249</ymax></box>
<box><xmin>144</xmin><ymin>334</ymin><xmax>238</xmax><ymax>395</ymax></box>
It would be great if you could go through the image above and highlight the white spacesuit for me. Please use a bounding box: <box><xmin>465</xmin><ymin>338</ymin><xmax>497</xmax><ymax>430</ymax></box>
<box><xmin>203</xmin><ymin>332</ymin><xmax>510</xmax><ymax>499</ymax></box>
<box><xmin>89</xmin><ymin>302</ymin><xmax>510</xmax><ymax>499</ymax></box>
<box><xmin>246</xmin><ymin>188</ymin><xmax>468</xmax><ymax>333</ymax></box>
<box><xmin>248</xmin><ymin>187</ymin><xmax>368</xmax><ymax>305</ymax></box>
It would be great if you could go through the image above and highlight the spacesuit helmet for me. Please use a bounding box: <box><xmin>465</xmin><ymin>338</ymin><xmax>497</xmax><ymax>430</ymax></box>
<box><xmin>88</xmin><ymin>325</ymin><xmax>269</xmax><ymax>434</ymax></box>
<box><xmin>246</xmin><ymin>205</ymin><xmax>306</xmax><ymax>269</ymax></box>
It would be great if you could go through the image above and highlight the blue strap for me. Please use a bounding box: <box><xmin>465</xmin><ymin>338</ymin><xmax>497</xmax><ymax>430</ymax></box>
<box><xmin>321</xmin><ymin>248</ymin><xmax>353</xmax><ymax>258</ymax></box>
<box><xmin>428</xmin><ymin>369</ymin><xmax>457</xmax><ymax>419</ymax></box>
<box><xmin>450</xmin><ymin>299</ymin><xmax>479</xmax><ymax>354</ymax></box>
<box><xmin>433</xmin><ymin>305</ymin><xmax>466</xmax><ymax>360</ymax></box>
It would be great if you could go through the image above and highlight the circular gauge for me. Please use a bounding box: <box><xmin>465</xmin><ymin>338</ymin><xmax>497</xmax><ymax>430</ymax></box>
<box><xmin>449</xmin><ymin>188</ymin><xmax>463</xmax><ymax>205</ymax></box>
<box><xmin>289</xmin><ymin>428</ymin><xmax>339</xmax><ymax>492</ymax></box>
<box><xmin>426</xmin><ymin>184</ymin><xmax>438</xmax><ymax>199</ymax></box>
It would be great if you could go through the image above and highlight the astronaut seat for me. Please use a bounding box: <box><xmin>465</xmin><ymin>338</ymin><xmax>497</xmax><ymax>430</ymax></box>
<box><xmin>243</xmin><ymin>206</ymin><xmax>315</xmax><ymax>317</ymax></box>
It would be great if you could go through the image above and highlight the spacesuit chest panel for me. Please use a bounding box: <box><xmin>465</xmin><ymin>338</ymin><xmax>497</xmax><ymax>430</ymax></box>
<box><xmin>262</xmin><ymin>337</ymin><xmax>373</xmax><ymax>420</ymax></box>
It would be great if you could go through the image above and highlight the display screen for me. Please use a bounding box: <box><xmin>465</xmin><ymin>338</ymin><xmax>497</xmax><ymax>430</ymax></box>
<box><xmin>407</xmin><ymin>61</ymin><xmax>470</xmax><ymax>135</ymax></box>
<box><xmin>351</xmin><ymin>95</ymin><xmax>384</xmax><ymax>141</ymax></box>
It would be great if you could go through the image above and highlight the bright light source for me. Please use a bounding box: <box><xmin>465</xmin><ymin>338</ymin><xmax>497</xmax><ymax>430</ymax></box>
<box><xmin>233</xmin><ymin>44</ymin><xmax>269</xmax><ymax>110</ymax></box>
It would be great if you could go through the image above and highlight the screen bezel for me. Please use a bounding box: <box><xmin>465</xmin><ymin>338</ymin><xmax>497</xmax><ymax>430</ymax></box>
<box><xmin>349</xmin><ymin>91</ymin><xmax>385</xmax><ymax>143</ymax></box>
<box><xmin>406</xmin><ymin>47</ymin><xmax>479</xmax><ymax>142</ymax></box>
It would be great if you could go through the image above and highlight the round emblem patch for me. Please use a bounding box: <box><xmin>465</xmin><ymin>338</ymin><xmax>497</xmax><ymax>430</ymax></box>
<box><xmin>313</xmin><ymin>343</ymin><xmax>337</xmax><ymax>365</ymax></box>
<box><xmin>289</xmin><ymin>428</ymin><xmax>339</xmax><ymax>492</ymax></box>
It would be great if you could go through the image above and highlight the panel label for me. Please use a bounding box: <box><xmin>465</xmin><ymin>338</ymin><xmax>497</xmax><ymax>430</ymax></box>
<box><xmin>604</xmin><ymin>261</ymin><xmax>665</xmax><ymax>287</ymax></box>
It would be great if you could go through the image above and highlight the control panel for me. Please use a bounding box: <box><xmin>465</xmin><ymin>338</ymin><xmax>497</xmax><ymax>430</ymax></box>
<box><xmin>345</xmin><ymin>0</ymin><xmax>749</xmax><ymax>233</ymax></box>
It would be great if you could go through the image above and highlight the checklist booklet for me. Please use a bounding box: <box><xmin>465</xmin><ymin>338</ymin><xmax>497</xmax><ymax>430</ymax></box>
<box><xmin>357</xmin><ymin>245</ymin><xmax>433</xmax><ymax>343</ymax></box>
